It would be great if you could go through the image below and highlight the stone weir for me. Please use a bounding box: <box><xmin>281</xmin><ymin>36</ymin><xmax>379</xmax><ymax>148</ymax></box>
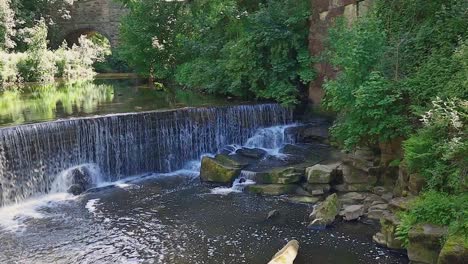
<box><xmin>0</xmin><ymin>104</ymin><xmax>292</xmax><ymax>206</ymax></box>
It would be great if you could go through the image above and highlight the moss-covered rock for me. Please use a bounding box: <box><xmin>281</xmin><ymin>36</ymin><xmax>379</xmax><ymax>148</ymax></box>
<box><xmin>200</xmin><ymin>156</ymin><xmax>241</xmax><ymax>183</ymax></box>
<box><xmin>257</xmin><ymin>167</ymin><xmax>303</xmax><ymax>184</ymax></box>
<box><xmin>302</xmin><ymin>183</ymin><xmax>331</xmax><ymax>196</ymax></box>
<box><xmin>408</xmin><ymin>173</ymin><xmax>426</xmax><ymax>195</ymax></box>
<box><xmin>306</xmin><ymin>164</ymin><xmax>337</xmax><ymax>184</ymax></box>
<box><xmin>333</xmin><ymin>183</ymin><xmax>373</xmax><ymax>192</ymax></box>
<box><xmin>285</xmin><ymin>196</ymin><xmax>320</xmax><ymax>204</ymax></box>
<box><xmin>235</xmin><ymin>147</ymin><xmax>267</xmax><ymax>159</ymax></box>
<box><xmin>340</xmin><ymin>204</ymin><xmax>365</xmax><ymax>221</ymax></box>
<box><xmin>393</xmin><ymin>162</ymin><xmax>410</xmax><ymax>197</ymax></box>
<box><xmin>342</xmin><ymin>164</ymin><xmax>377</xmax><ymax>184</ymax></box>
<box><xmin>338</xmin><ymin>192</ymin><xmax>367</xmax><ymax>205</ymax></box>
<box><xmin>408</xmin><ymin>224</ymin><xmax>448</xmax><ymax>264</ymax></box>
<box><xmin>214</xmin><ymin>154</ymin><xmax>249</xmax><ymax>169</ymax></box>
<box><xmin>438</xmin><ymin>235</ymin><xmax>468</xmax><ymax>264</ymax></box>
<box><xmin>247</xmin><ymin>184</ymin><xmax>298</xmax><ymax>195</ymax></box>
<box><xmin>308</xmin><ymin>193</ymin><xmax>341</xmax><ymax>229</ymax></box>
<box><xmin>389</xmin><ymin>197</ymin><xmax>415</xmax><ymax>212</ymax></box>
<box><xmin>372</xmin><ymin>212</ymin><xmax>404</xmax><ymax>249</ymax></box>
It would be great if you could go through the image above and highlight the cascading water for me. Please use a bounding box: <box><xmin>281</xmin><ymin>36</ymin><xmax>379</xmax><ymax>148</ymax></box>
<box><xmin>210</xmin><ymin>125</ymin><xmax>298</xmax><ymax>195</ymax></box>
<box><xmin>0</xmin><ymin>104</ymin><xmax>292</xmax><ymax>206</ymax></box>
<box><xmin>244</xmin><ymin>124</ymin><xmax>296</xmax><ymax>150</ymax></box>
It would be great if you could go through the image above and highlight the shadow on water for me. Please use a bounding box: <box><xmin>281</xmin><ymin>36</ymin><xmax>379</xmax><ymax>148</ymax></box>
<box><xmin>0</xmin><ymin>79</ymin><xmax>242</xmax><ymax>127</ymax></box>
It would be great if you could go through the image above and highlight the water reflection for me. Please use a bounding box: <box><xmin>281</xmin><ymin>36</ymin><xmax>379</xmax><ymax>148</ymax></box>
<box><xmin>0</xmin><ymin>79</ymin><xmax>237</xmax><ymax>127</ymax></box>
<box><xmin>0</xmin><ymin>82</ymin><xmax>114</xmax><ymax>126</ymax></box>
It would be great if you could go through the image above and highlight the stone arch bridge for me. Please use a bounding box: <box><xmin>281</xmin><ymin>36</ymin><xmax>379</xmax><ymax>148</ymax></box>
<box><xmin>55</xmin><ymin>0</ymin><xmax>128</xmax><ymax>47</ymax></box>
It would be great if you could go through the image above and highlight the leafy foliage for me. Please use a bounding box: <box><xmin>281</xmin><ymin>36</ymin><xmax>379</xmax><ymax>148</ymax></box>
<box><xmin>396</xmin><ymin>191</ymin><xmax>468</xmax><ymax>246</ymax></box>
<box><xmin>0</xmin><ymin>0</ymin><xmax>15</xmax><ymax>50</ymax></box>
<box><xmin>323</xmin><ymin>16</ymin><xmax>409</xmax><ymax>149</ymax></box>
<box><xmin>323</xmin><ymin>0</ymin><xmax>467</xmax><ymax>244</ymax></box>
<box><xmin>118</xmin><ymin>0</ymin><xmax>314</xmax><ymax>105</ymax></box>
<box><xmin>404</xmin><ymin>98</ymin><xmax>467</xmax><ymax>193</ymax></box>
<box><xmin>1</xmin><ymin>20</ymin><xmax>108</xmax><ymax>84</ymax></box>
<box><xmin>119</xmin><ymin>0</ymin><xmax>187</xmax><ymax>79</ymax></box>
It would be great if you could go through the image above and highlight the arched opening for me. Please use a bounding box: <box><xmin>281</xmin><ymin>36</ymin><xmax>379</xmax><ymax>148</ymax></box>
<box><xmin>64</xmin><ymin>29</ymin><xmax>130</xmax><ymax>73</ymax></box>
<box><xmin>64</xmin><ymin>29</ymin><xmax>111</xmax><ymax>48</ymax></box>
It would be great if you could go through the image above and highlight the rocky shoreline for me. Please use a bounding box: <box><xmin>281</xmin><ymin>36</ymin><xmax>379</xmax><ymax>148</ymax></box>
<box><xmin>199</xmin><ymin>120</ymin><xmax>467</xmax><ymax>264</ymax></box>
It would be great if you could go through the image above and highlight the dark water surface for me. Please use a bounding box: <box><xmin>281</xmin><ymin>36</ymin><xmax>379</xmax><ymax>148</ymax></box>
<box><xmin>0</xmin><ymin>79</ymin><xmax>239</xmax><ymax>127</ymax></box>
<box><xmin>0</xmin><ymin>174</ymin><xmax>408</xmax><ymax>264</ymax></box>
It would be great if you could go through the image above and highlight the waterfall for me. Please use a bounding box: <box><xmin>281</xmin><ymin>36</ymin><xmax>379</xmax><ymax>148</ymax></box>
<box><xmin>0</xmin><ymin>104</ymin><xmax>292</xmax><ymax>206</ymax></box>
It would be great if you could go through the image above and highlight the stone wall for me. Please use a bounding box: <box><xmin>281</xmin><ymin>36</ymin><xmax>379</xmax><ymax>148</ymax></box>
<box><xmin>308</xmin><ymin>0</ymin><xmax>374</xmax><ymax>105</ymax></box>
<box><xmin>55</xmin><ymin>0</ymin><xmax>128</xmax><ymax>47</ymax></box>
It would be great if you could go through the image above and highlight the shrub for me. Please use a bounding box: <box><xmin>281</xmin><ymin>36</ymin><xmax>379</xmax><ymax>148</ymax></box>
<box><xmin>396</xmin><ymin>191</ymin><xmax>468</xmax><ymax>246</ymax></box>
<box><xmin>0</xmin><ymin>0</ymin><xmax>15</xmax><ymax>49</ymax></box>
<box><xmin>323</xmin><ymin>15</ymin><xmax>409</xmax><ymax>149</ymax></box>
<box><xmin>404</xmin><ymin>98</ymin><xmax>467</xmax><ymax>193</ymax></box>
<box><xmin>16</xmin><ymin>20</ymin><xmax>57</xmax><ymax>82</ymax></box>
<box><xmin>3</xmin><ymin>20</ymin><xmax>109</xmax><ymax>84</ymax></box>
<box><xmin>0</xmin><ymin>51</ymin><xmax>24</xmax><ymax>84</ymax></box>
<box><xmin>55</xmin><ymin>36</ymin><xmax>109</xmax><ymax>81</ymax></box>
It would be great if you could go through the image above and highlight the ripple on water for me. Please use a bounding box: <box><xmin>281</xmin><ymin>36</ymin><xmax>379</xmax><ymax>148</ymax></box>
<box><xmin>0</xmin><ymin>176</ymin><xmax>408</xmax><ymax>264</ymax></box>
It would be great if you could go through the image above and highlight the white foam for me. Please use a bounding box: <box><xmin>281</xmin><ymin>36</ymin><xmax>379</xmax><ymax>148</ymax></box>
<box><xmin>210</xmin><ymin>187</ymin><xmax>242</xmax><ymax>195</ymax></box>
<box><xmin>0</xmin><ymin>193</ymin><xmax>74</xmax><ymax>232</ymax></box>
<box><xmin>244</xmin><ymin>124</ymin><xmax>297</xmax><ymax>155</ymax></box>
<box><xmin>209</xmin><ymin>179</ymin><xmax>255</xmax><ymax>195</ymax></box>
<box><xmin>50</xmin><ymin>163</ymin><xmax>104</xmax><ymax>193</ymax></box>
<box><xmin>85</xmin><ymin>199</ymin><xmax>100</xmax><ymax>215</ymax></box>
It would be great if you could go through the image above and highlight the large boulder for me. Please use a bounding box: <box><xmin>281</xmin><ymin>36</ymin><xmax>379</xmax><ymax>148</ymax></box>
<box><xmin>343</xmin><ymin>147</ymin><xmax>378</xmax><ymax>172</ymax></box>
<box><xmin>286</xmin><ymin>196</ymin><xmax>320</xmax><ymax>204</ymax></box>
<box><xmin>214</xmin><ymin>154</ymin><xmax>249</xmax><ymax>169</ymax></box>
<box><xmin>302</xmin><ymin>183</ymin><xmax>331</xmax><ymax>196</ymax></box>
<box><xmin>306</xmin><ymin>163</ymin><xmax>339</xmax><ymax>184</ymax></box>
<box><xmin>338</xmin><ymin>192</ymin><xmax>367</xmax><ymax>205</ymax></box>
<box><xmin>340</xmin><ymin>204</ymin><xmax>365</xmax><ymax>221</ymax></box>
<box><xmin>393</xmin><ymin>162</ymin><xmax>410</xmax><ymax>197</ymax></box>
<box><xmin>408</xmin><ymin>173</ymin><xmax>426</xmax><ymax>195</ymax></box>
<box><xmin>333</xmin><ymin>183</ymin><xmax>372</xmax><ymax>192</ymax></box>
<box><xmin>200</xmin><ymin>156</ymin><xmax>241</xmax><ymax>183</ymax></box>
<box><xmin>372</xmin><ymin>212</ymin><xmax>404</xmax><ymax>249</ymax></box>
<box><xmin>285</xmin><ymin>123</ymin><xmax>329</xmax><ymax>143</ymax></box>
<box><xmin>247</xmin><ymin>184</ymin><xmax>298</xmax><ymax>195</ymax></box>
<box><xmin>408</xmin><ymin>224</ymin><xmax>448</xmax><ymax>264</ymax></box>
<box><xmin>438</xmin><ymin>235</ymin><xmax>468</xmax><ymax>264</ymax></box>
<box><xmin>268</xmin><ymin>240</ymin><xmax>299</xmax><ymax>264</ymax></box>
<box><xmin>308</xmin><ymin>193</ymin><xmax>341</xmax><ymax>229</ymax></box>
<box><xmin>389</xmin><ymin>197</ymin><xmax>415</xmax><ymax>212</ymax></box>
<box><xmin>366</xmin><ymin>203</ymin><xmax>389</xmax><ymax>220</ymax></box>
<box><xmin>66</xmin><ymin>165</ymin><xmax>95</xmax><ymax>195</ymax></box>
<box><xmin>342</xmin><ymin>164</ymin><xmax>377</xmax><ymax>184</ymax></box>
<box><xmin>236</xmin><ymin>148</ymin><xmax>267</xmax><ymax>159</ymax></box>
<box><xmin>256</xmin><ymin>167</ymin><xmax>304</xmax><ymax>184</ymax></box>
<box><xmin>67</xmin><ymin>184</ymin><xmax>85</xmax><ymax>195</ymax></box>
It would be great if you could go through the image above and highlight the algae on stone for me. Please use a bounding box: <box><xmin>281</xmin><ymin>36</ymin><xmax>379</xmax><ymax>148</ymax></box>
<box><xmin>438</xmin><ymin>235</ymin><xmax>468</xmax><ymax>264</ymax></box>
<box><xmin>247</xmin><ymin>184</ymin><xmax>298</xmax><ymax>195</ymax></box>
<box><xmin>308</xmin><ymin>193</ymin><xmax>341</xmax><ymax>229</ymax></box>
<box><xmin>257</xmin><ymin>167</ymin><xmax>303</xmax><ymax>184</ymax></box>
<box><xmin>407</xmin><ymin>224</ymin><xmax>448</xmax><ymax>264</ymax></box>
<box><xmin>306</xmin><ymin>164</ymin><xmax>335</xmax><ymax>184</ymax></box>
<box><xmin>200</xmin><ymin>156</ymin><xmax>241</xmax><ymax>183</ymax></box>
<box><xmin>372</xmin><ymin>212</ymin><xmax>404</xmax><ymax>249</ymax></box>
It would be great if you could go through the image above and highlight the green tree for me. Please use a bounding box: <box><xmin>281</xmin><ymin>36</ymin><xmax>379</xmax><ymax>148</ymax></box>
<box><xmin>323</xmin><ymin>16</ymin><xmax>409</xmax><ymax>148</ymax></box>
<box><xmin>119</xmin><ymin>0</ymin><xmax>188</xmax><ymax>79</ymax></box>
<box><xmin>118</xmin><ymin>0</ymin><xmax>314</xmax><ymax>105</ymax></box>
